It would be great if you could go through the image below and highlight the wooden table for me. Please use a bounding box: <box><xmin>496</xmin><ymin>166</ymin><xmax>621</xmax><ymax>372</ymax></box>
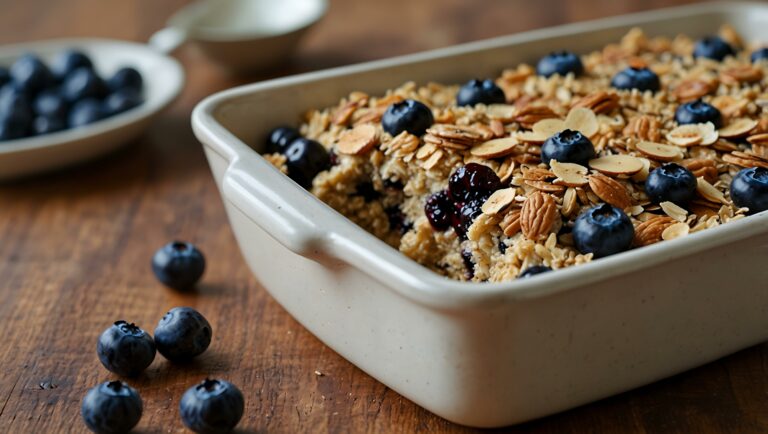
<box><xmin>2</xmin><ymin>0</ymin><xmax>767</xmax><ymax>432</ymax></box>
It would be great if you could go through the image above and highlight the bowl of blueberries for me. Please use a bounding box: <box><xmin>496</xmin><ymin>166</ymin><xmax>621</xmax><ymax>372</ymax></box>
<box><xmin>0</xmin><ymin>38</ymin><xmax>184</xmax><ymax>180</ymax></box>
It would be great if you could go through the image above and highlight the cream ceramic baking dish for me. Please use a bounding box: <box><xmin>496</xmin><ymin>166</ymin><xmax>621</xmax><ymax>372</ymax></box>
<box><xmin>193</xmin><ymin>2</ymin><xmax>768</xmax><ymax>427</ymax></box>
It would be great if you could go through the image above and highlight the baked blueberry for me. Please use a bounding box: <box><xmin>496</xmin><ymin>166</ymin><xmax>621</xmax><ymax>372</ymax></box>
<box><xmin>284</xmin><ymin>137</ymin><xmax>330</xmax><ymax>189</ymax></box>
<box><xmin>454</xmin><ymin>195</ymin><xmax>489</xmax><ymax>240</ymax></box>
<box><xmin>573</xmin><ymin>204</ymin><xmax>634</xmax><ymax>258</ymax></box>
<box><xmin>32</xmin><ymin>115</ymin><xmax>67</xmax><ymax>135</ymax></box>
<box><xmin>52</xmin><ymin>49</ymin><xmax>93</xmax><ymax>80</ymax></box>
<box><xmin>536</xmin><ymin>51</ymin><xmax>584</xmax><ymax>78</ymax></box>
<box><xmin>0</xmin><ymin>112</ymin><xmax>30</xmax><ymax>140</ymax></box>
<box><xmin>81</xmin><ymin>381</ymin><xmax>142</xmax><ymax>434</ymax></box>
<box><xmin>62</xmin><ymin>67</ymin><xmax>106</xmax><ymax>103</ymax></box>
<box><xmin>674</xmin><ymin>100</ymin><xmax>722</xmax><ymax>128</ymax></box>
<box><xmin>10</xmin><ymin>54</ymin><xmax>53</xmax><ymax>93</ymax></box>
<box><xmin>541</xmin><ymin>129</ymin><xmax>596</xmax><ymax>167</ymax></box>
<box><xmin>424</xmin><ymin>190</ymin><xmax>453</xmax><ymax>231</ymax></box>
<box><xmin>265</xmin><ymin>126</ymin><xmax>300</xmax><ymax>154</ymax></box>
<box><xmin>152</xmin><ymin>241</ymin><xmax>206</xmax><ymax>290</ymax></box>
<box><xmin>97</xmin><ymin>321</ymin><xmax>156</xmax><ymax>377</ymax></box>
<box><xmin>33</xmin><ymin>89</ymin><xmax>68</xmax><ymax>118</ymax></box>
<box><xmin>104</xmin><ymin>89</ymin><xmax>143</xmax><ymax>115</ymax></box>
<box><xmin>69</xmin><ymin>98</ymin><xmax>104</xmax><ymax>127</ymax></box>
<box><xmin>154</xmin><ymin>307</ymin><xmax>212</xmax><ymax>361</ymax></box>
<box><xmin>519</xmin><ymin>265</ymin><xmax>552</xmax><ymax>278</ymax></box>
<box><xmin>693</xmin><ymin>36</ymin><xmax>735</xmax><ymax>61</ymax></box>
<box><xmin>752</xmin><ymin>48</ymin><xmax>768</xmax><ymax>63</ymax></box>
<box><xmin>107</xmin><ymin>67</ymin><xmax>143</xmax><ymax>93</ymax></box>
<box><xmin>448</xmin><ymin>163</ymin><xmax>502</xmax><ymax>202</ymax></box>
<box><xmin>381</xmin><ymin>99</ymin><xmax>433</xmax><ymax>136</ymax></box>
<box><xmin>730</xmin><ymin>167</ymin><xmax>768</xmax><ymax>214</ymax></box>
<box><xmin>461</xmin><ymin>248</ymin><xmax>474</xmax><ymax>280</ymax></box>
<box><xmin>645</xmin><ymin>163</ymin><xmax>697</xmax><ymax>205</ymax></box>
<box><xmin>456</xmin><ymin>79</ymin><xmax>506</xmax><ymax>106</ymax></box>
<box><xmin>180</xmin><ymin>378</ymin><xmax>244</xmax><ymax>434</ymax></box>
<box><xmin>611</xmin><ymin>67</ymin><xmax>660</xmax><ymax>92</ymax></box>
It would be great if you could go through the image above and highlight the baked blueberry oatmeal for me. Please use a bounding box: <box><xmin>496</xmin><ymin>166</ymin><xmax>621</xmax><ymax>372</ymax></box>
<box><xmin>263</xmin><ymin>25</ymin><xmax>768</xmax><ymax>282</ymax></box>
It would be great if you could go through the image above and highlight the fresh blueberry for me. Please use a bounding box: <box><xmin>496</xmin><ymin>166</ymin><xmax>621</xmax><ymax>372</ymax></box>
<box><xmin>284</xmin><ymin>137</ymin><xmax>330</xmax><ymax>189</ymax></box>
<box><xmin>456</xmin><ymin>79</ymin><xmax>506</xmax><ymax>106</ymax></box>
<box><xmin>62</xmin><ymin>67</ymin><xmax>106</xmax><ymax>103</ymax></box>
<box><xmin>81</xmin><ymin>381</ymin><xmax>142</xmax><ymax>434</ymax></box>
<box><xmin>693</xmin><ymin>36</ymin><xmax>735</xmax><ymax>61</ymax></box>
<box><xmin>97</xmin><ymin>321</ymin><xmax>156</xmax><ymax>377</ymax></box>
<box><xmin>32</xmin><ymin>115</ymin><xmax>67</xmax><ymax>135</ymax></box>
<box><xmin>541</xmin><ymin>129</ymin><xmax>596</xmax><ymax>167</ymax></box>
<box><xmin>152</xmin><ymin>241</ymin><xmax>206</xmax><ymax>290</ymax></box>
<box><xmin>0</xmin><ymin>85</ymin><xmax>32</xmax><ymax>123</ymax></box>
<box><xmin>611</xmin><ymin>67</ymin><xmax>660</xmax><ymax>92</ymax></box>
<box><xmin>536</xmin><ymin>51</ymin><xmax>584</xmax><ymax>78</ymax></box>
<box><xmin>674</xmin><ymin>99</ymin><xmax>722</xmax><ymax>128</ymax></box>
<box><xmin>381</xmin><ymin>99</ymin><xmax>433</xmax><ymax>137</ymax></box>
<box><xmin>752</xmin><ymin>48</ymin><xmax>768</xmax><ymax>63</ymax></box>
<box><xmin>519</xmin><ymin>265</ymin><xmax>552</xmax><ymax>278</ymax></box>
<box><xmin>265</xmin><ymin>126</ymin><xmax>300</xmax><ymax>154</ymax></box>
<box><xmin>154</xmin><ymin>307</ymin><xmax>212</xmax><ymax>361</ymax></box>
<box><xmin>180</xmin><ymin>378</ymin><xmax>244</xmax><ymax>434</ymax></box>
<box><xmin>52</xmin><ymin>49</ymin><xmax>93</xmax><ymax>80</ymax></box>
<box><xmin>645</xmin><ymin>163</ymin><xmax>697</xmax><ymax>205</ymax></box>
<box><xmin>0</xmin><ymin>112</ymin><xmax>30</xmax><ymax>140</ymax></box>
<box><xmin>448</xmin><ymin>163</ymin><xmax>502</xmax><ymax>202</ymax></box>
<box><xmin>0</xmin><ymin>67</ymin><xmax>10</xmax><ymax>88</ymax></box>
<box><xmin>424</xmin><ymin>190</ymin><xmax>453</xmax><ymax>231</ymax></box>
<box><xmin>69</xmin><ymin>98</ymin><xmax>104</xmax><ymax>127</ymax></box>
<box><xmin>10</xmin><ymin>54</ymin><xmax>53</xmax><ymax>94</ymax></box>
<box><xmin>730</xmin><ymin>167</ymin><xmax>768</xmax><ymax>214</ymax></box>
<box><xmin>33</xmin><ymin>89</ymin><xmax>68</xmax><ymax>118</ymax></box>
<box><xmin>572</xmin><ymin>204</ymin><xmax>634</xmax><ymax>258</ymax></box>
<box><xmin>107</xmin><ymin>67</ymin><xmax>143</xmax><ymax>93</ymax></box>
<box><xmin>104</xmin><ymin>89</ymin><xmax>143</xmax><ymax>116</ymax></box>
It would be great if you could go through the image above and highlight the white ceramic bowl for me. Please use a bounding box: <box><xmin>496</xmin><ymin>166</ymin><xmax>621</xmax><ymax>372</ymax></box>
<box><xmin>0</xmin><ymin>38</ymin><xmax>184</xmax><ymax>180</ymax></box>
<box><xmin>193</xmin><ymin>2</ymin><xmax>768</xmax><ymax>427</ymax></box>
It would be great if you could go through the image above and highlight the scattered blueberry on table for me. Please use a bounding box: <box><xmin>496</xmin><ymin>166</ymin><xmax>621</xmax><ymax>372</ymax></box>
<box><xmin>536</xmin><ymin>51</ymin><xmax>584</xmax><ymax>77</ymax></box>
<box><xmin>674</xmin><ymin>100</ymin><xmax>722</xmax><ymax>128</ymax></box>
<box><xmin>97</xmin><ymin>320</ymin><xmax>156</xmax><ymax>377</ymax></box>
<box><xmin>180</xmin><ymin>378</ymin><xmax>244</xmax><ymax>434</ymax></box>
<box><xmin>154</xmin><ymin>307</ymin><xmax>212</xmax><ymax>362</ymax></box>
<box><xmin>611</xmin><ymin>66</ymin><xmax>660</xmax><ymax>92</ymax></box>
<box><xmin>455</xmin><ymin>79</ymin><xmax>506</xmax><ymax>106</ymax></box>
<box><xmin>151</xmin><ymin>241</ymin><xmax>206</xmax><ymax>290</ymax></box>
<box><xmin>730</xmin><ymin>167</ymin><xmax>768</xmax><ymax>214</ymax></box>
<box><xmin>381</xmin><ymin>99</ymin><xmax>434</xmax><ymax>136</ymax></box>
<box><xmin>81</xmin><ymin>381</ymin><xmax>143</xmax><ymax>434</ymax></box>
<box><xmin>541</xmin><ymin>129</ymin><xmax>596</xmax><ymax>167</ymax></box>
<box><xmin>573</xmin><ymin>204</ymin><xmax>635</xmax><ymax>258</ymax></box>
<box><xmin>693</xmin><ymin>36</ymin><xmax>736</xmax><ymax>61</ymax></box>
<box><xmin>645</xmin><ymin>163</ymin><xmax>698</xmax><ymax>205</ymax></box>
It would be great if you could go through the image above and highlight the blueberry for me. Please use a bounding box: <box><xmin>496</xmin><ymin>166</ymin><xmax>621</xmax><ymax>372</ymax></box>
<box><xmin>62</xmin><ymin>67</ymin><xmax>106</xmax><ymax>103</ymax></box>
<box><xmin>448</xmin><ymin>163</ymin><xmax>502</xmax><ymax>203</ymax></box>
<box><xmin>52</xmin><ymin>49</ymin><xmax>93</xmax><ymax>80</ymax></box>
<box><xmin>154</xmin><ymin>307</ymin><xmax>212</xmax><ymax>361</ymax></box>
<box><xmin>536</xmin><ymin>51</ymin><xmax>584</xmax><ymax>78</ymax></box>
<box><xmin>180</xmin><ymin>378</ymin><xmax>244</xmax><ymax>434</ymax></box>
<box><xmin>751</xmin><ymin>48</ymin><xmax>768</xmax><ymax>63</ymax></box>
<box><xmin>572</xmin><ymin>204</ymin><xmax>634</xmax><ymax>258</ymax></box>
<box><xmin>32</xmin><ymin>114</ymin><xmax>67</xmax><ymax>135</ymax></box>
<box><xmin>107</xmin><ymin>67</ymin><xmax>143</xmax><ymax>93</ymax></box>
<box><xmin>284</xmin><ymin>137</ymin><xmax>330</xmax><ymax>189</ymax></box>
<box><xmin>693</xmin><ymin>36</ymin><xmax>735</xmax><ymax>61</ymax></box>
<box><xmin>265</xmin><ymin>126</ymin><xmax>300</xmax><ymax>154</ymax></box>
<box><xmin>152</xmin><ymin>241</ymin><xmax>206</xmax><ymax>290</ymax></box>
<box><xmin>81</xmin><ymin>381</ymin><xmax>142</xmax><ymax>434</ymax></box>
<box><xmin>456</xmin><ymin>79</ymin><xmax>506</xmax><ymax>106</ymax></box>
<box><xmin>10</xmin><ymin>54</ymin><xmax>53</xmax><ymax>94</ymax></box>
<box><xmin>69</xmin><ymin>98</ymin><xmax>104</xmax><ymax>127</ymax></box>
<box><xmin>454</xmin><ymin>195</ymin><xmax>489</xmax><ymax>239</ymax></box>
<box><xmin>97</xmin><ymin>321</ymin><xmax>156</xmax><ymax>377</ymax></box>
<box><xmin>519</xmin><ymin>265</ymin><xmax>552</xmax><ymax>278</ymax></box>
<box><xmin>0</xmin><ymin>112</ymin><xmax>30</xmax><ymax>140</ymax></box>
<box><xmin>730</xmin><ymin>167</ymin><xmax>768</xmax><ymax>214</ymax></box>
<box><xmin>674</xmin><ymin>99</ymin><xmax>722</xmax><ymax>128</ymax></box>
<box><xmin>424</xmin><ymin>190</ymin><xmax>453</xmax><ymax>231</ymax></box>
<box><xmin>541</xmin><ymin>129</ymin><xmax>596</xmax><ymax>167</ymax></box>
<box><xmin>645</xmin><ymin>163</ymin><xmax>697</xmax><ymax>205</ymax></box>
<box><xmin>611</xmin><ymin>67</ymin><xmax>660</xmax><ymax>92</ymax></box>
<box><xmin>103</xmin><ymin>89</ymin><xmax>143</xmax><ymax>116</ymax></box>
<box><xmin>0</xmin><ymin>85</ymin><xmax>32</xmax><ymax>123</ymax></box>
<box><xmin>0</xmin><ymin>67</ymin><xmax>10</xmax><ymax>88</ymax></box>
<box><xmin>461</xmin><ymin>248</ymin><xmax>475</xmax><ymax>280</ymax></box>
<box><xmin>33</xmin><ymin>89</ymin><xmax>68</xmax><ymax>118</ymax></box>
<box><xmin>381</xmin><ymin>99</ymin><xmax>433</xmax><ymax>137</ymax></box>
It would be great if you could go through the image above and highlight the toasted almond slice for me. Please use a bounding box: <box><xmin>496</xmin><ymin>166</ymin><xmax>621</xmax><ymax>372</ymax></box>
<box><xmin>564</xmin><ymin>107</ymin><xmax>599</xmax><ymax>137</ymax></box>
<box><xmin>336</xmin><ymin>124</ymin><xmax>379</xmax><ymax>155</ymax></box>
<box><xmin>631</xmin><ymin>157</ymin><xmax>652</xmax><ymax>182</ymax></box>
<box><xmin>699</xmin><ymin>122</ymin><xmax>719</xmax><ymax>145</ymax></box>
<box><xmin>666</xmin><ymin>124</ymin><xmax>703</xmax><ymax>147</ymax></box>
<box><xmin>550</xmin><ymin>160</ymin><xmax>589</xmax><ymax>187</ymax></box>
<box><xmin>485</xmin><ymin>104</ymin><xmax>517</xmax><ymax>120</ymax></box>
<box><xmin>636</xmin><ymin>140</ymin><xmax>684</xmax><ymax>161</ymax></box>
<box><xmin>661</xmin><ymin>222</ymin><xmax>690</xmax><ymax>240</ymax></box>
<box><xmin>696</xmin><ymin>177</ymin><xmax>728</xmax><ymax>204</ymax></box>
<box><xmin>516</xmin><ymin>131</ymin><xmax>548</xmax><ymax>144</ymax></box>
<box><xmin>481</xmin><ymin>188</ymin><xmax>516</xmax><ymax>215</ymax></box>
<box><xmin>588</xmin><ymin>155</ymin><xmax>644</xmax><ymax>176</ymax></box>
<box><xmin>561</xmin><ymin>187</ymin><xmax>578</xmax><ymax>217</ymax></box>
<box><xmin>660</xmin><ymin>201</ymin><xmax>688</xmax><ymax>222</ymax></box>
<box><xmin>719</xmin><ymin>118</ymin><xmax>758</xmax><ymax>139</ymax></box>
<box><xmin>470</xmin><ymin>137</ymin><xmax>518</xmax><ymax>159</ymax></box>
<box><xmin>532</xmin><ymin>118</ymin><xmax>565</xmax><ymax>136</ymax></box>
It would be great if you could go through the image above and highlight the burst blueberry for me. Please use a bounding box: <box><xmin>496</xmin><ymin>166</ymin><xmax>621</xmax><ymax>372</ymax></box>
<box><xmin>456</xmin><ymin>79</ymin><xmax>506</xmax><ymax>106</ymax></box>
<box><xmin>674</xmin><ymin>99</ymin><xmax>721</xmax><ymax>128</ymax></box>
<box><xmin>180</xmin><ymin>378</ymin><xmax>244</xmax><ymax>434</ymax></box>
<box><xmin>573</xmin><ymin>204</ymin><xmax>634</xmax><ymax>258</ymax></box>
<box><xmin>152</xmin><ymin>241</ymin><xmax>206</xmax><ymax>290</ymax></box>
<box><xmin>519</xmin><ymin>265</ymin><xmax>552</xmax><ymax>278</ymax></box>
<box><xmin>381</xmin><ymin>99</ymin><xmax>433</xmax><ymax>136</ymax></box>
<box><xmin>448</xmin><ymin>163</ymin><xmax>502</xmax><ymax>203</ymax></box>
<box><xmin>730</xmin><ymin>167</ymin><xmax>768</xmax><ymax>214</ymax></box>
<box><xmin>97</xmin><ymin>321</ymin><xmax>156</xmax><ymax>377</ymax></box>
<box><xmin>424</xmin><ymin>190</ymin><xmax>453</xmax><ymax>231</ymax></box>
<box><xmin>264</xmin><ymin>126</ymin><xmax>300</xmax><ymax>154</ymax></box>
<box><xmin>81</xmin><ymin>381</ymin><xmax>142</xmax><ymax>434</ymax></box>
<box><xmin>541</xmin><ymin>129</ymin><xmax>596</xmax><ymax>167</ymax></box>
<box><xmin>611</xmin><ymin>67</ymin><xmax>660</xmax><ymax>92</ymax></box>
<box><xmin>645</xmin><ymin>163</ymin><xmax>697</xmax><ymax>205</ymax></box>
<box><xmin>154</xmin><ymin>307</ymin><xmax>212</xmax><ymax>361</ymax></box>
<box><xmin>693</xmin><ymin>36</ymin><xmax>735</xmax><ymax>61</ymax></box>
<box><xmin>284</xmin><ymin>137</ymin><xmax>330</xmax><ymax>189</ymax></box>
<box><xmin>752</xmin><ymin>48</ymin><xmax>768</xmax><ymax>63</ymax></box>
<box><xmin>536</xmin><ymin>51</ymin><xmax>584</xmax><ymax>78</ymax></box>
<box><xmin>454</xmin><ymin>195</ymin><xmax>489</xmax><ymax>240</ymax></box>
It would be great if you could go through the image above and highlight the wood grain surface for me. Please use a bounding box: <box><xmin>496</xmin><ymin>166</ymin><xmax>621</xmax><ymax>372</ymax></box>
<box><xmin>2</xmin><ymin>0</ymin><xmax>767</xmax><ymax>432</ymax></box>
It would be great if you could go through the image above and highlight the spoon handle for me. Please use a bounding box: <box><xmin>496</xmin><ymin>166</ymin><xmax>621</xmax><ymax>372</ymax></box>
<box><xmin>148</xmin><ymin>27</ymin><xmax>189</xmax><ymax>54</ymax></box>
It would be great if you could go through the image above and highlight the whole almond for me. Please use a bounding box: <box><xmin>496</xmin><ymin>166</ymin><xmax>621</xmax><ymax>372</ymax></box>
<box><xmin>588</xmin><ymin>174</ymin><xmax>632</xmax><ymax>209</ymax></box>
<box><xmin>633</xmin><ymin>216</ymin><xmax>676</xmax><ymax>246</ymax></box>
<box><xmin>520</xmin><ymin>191</ymin><xmax>557</xmax><ymax>241</ymax></box>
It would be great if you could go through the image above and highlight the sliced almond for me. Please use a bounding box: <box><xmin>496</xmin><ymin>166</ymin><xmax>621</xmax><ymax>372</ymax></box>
<box><xmin>485</xmin><ymin>104</ymin><xmax>517</xmax><ymax>121</ymax></box>
<box><xmin>696</xmin><ymin>177</ymin><xmax>727</xmax><ymax>204</ymax></box>
<box><xmin>698</xmin><ymin>122</ymin><xmax>719</xmax><ymax>145</ymax></box>
<box><xmin>661</xmin><ymin>222</ymin><xmax>690</xmax><ymax>240</ymax></box>
<box><xmin>470</xmin><ymin>137</ymin><xmax>519</xmax><ymax>159</ymax></box>
<box><xmin>636</xmin><ymin>140</ymin><xmax>684</xmax><ymax>161</ymax></box>
<box><xmin>550</xmin><ymin>160</ymin><xmax>589</xmax><ymax>187</ymax></box>
<box><xmin>561</xmin><ymin>187</ymin><xmax>578</xmax><ymax>217</ymax></box>
<box><xmin>532</xmin><ymin>118</ymin><xmax>565</xmax><ymax>136</ymax></box>
<box><xmin>336</xmin><ymin>124</ymin><xmax>379</xmax><ymax>155</ymax></box>
<box><xmin>660</xmin><ymin>201</ymin><xmax>688</xmax><ymax>222</ymax></box>
<box><xmin>516</xmin><ymin>131</ymin><xmax>548</xmax><ymax>144</ymax></box>
<box><xmin>481</xmin><ymin>188</ymin><xmax>516</xmax><ymax>215</ymax></box>
<box><xmin>631</xmin><ymin>157</ymin><xmax>652</xmax><ymax>182</ymax></box>
<box><xmin>588</xmin><ymin>155</ymin><xmax>644</xmax><ymax>176</ymax></box>
<box><xmin>564</xmin><ymin>107</ymin><xmax>599</xmax><ymax>137</ymax></box>
<box><xmin>719</xmin><ymin>118</ymin><xmax>758</xmax><ymax>139</ymax></box>
<box><xmin>666</xmin><ymin>124</ymin><xmax>703</xmax><ymax>147</ymax></box>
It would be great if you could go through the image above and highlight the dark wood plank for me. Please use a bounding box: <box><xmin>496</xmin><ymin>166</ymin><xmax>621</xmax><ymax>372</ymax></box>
<box><xmin>3</xmin><ymin>0</ymin><xmax>767</xmax><ymax>432</ymax></box>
